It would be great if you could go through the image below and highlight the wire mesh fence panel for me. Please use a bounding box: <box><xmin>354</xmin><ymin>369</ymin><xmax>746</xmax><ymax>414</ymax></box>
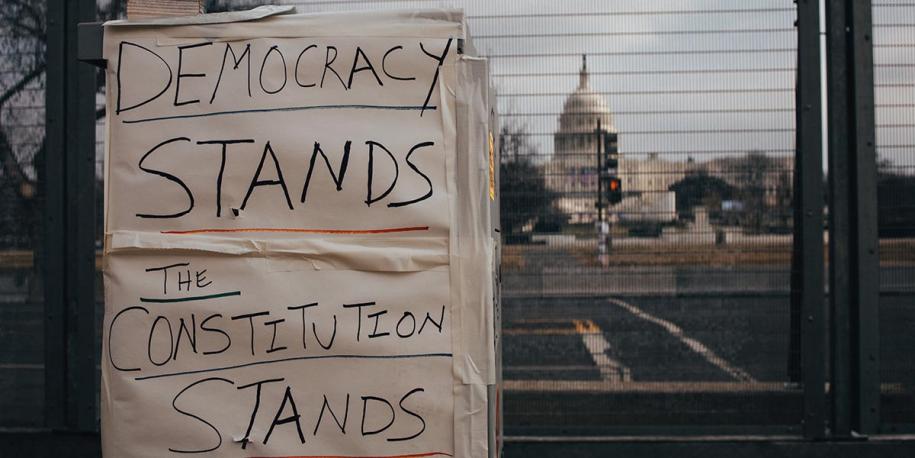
<box><xmin>83</xmin><ymin>0</ymin><xmax>805</xmax><ymax>435</ymax></box>
<box><xmin>271</xmin><ymin>0</ymin><xmax>802</xmax><ymax>434</ymax></box>
<box><xmin>0</xmin><ymin>0</ymin><xmax>900</xmax><ymax>439</ymax></box>
<box><xmin>86</xmin><ymin>0</ymin><xmax>807</xmax><ymax>436</ymax></box>
<box><xmin>873</xmin><ymin>0</ymin><xmax>915</xmax><ymax>431</ymax></box>
<box><xmin>0</xmin><ymin>1</ymin><xmax>46</xmax><ymax>427</ymax></box>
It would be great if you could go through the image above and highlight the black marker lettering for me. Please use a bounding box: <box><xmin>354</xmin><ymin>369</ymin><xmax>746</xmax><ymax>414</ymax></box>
<box><xmin>136</xmin><ymin>137</ymin><xmax>194</xmax><ymax>219</ymax></box>
<box><xmin>259</xmin><ymin>45</ymin><xmax>288</xmax><ymax>95</ymax></box>
<box><xmin>287</xmin><ymin>303</ymin><xmax>318</xmax><ymax>350</ymax></box>
<box><xmin>116</xmin><ymin>41</ymin><xmax>173</xmax><ymax>114</ymax></box>
<box><xmin>396</xmin><ymin>312</ymin><xmax>416</xmax><ymax>338</ymax></box>
<box><xmin>342</xmin><ymin>302</ymin><xmax>375</xmax><ymax>342</ymax></box>
<box><xmin>237</xmin><ymin>377</ymin><xmax>285</xmax><ymax>450</ymax></box>
<box><xmin>173</xmin><ymin>314</ymin><xmax>198</xmax><ymax>361</ymax></box>
<box><xmin>347</xmin><ymin>46</ymin><xmax>384</xmax><ymax>89</ymax></box>
<box><xmin>201</xmin><ymin>313</ymin><xmax>231</xmax><ymax>355</ymax></box>
<box><xmin>145</xmin><ymin>262</ymin><xmax>189</xmax><ymax>294</ymax></box>
<box><xmin>210</xmin><ymin>42</ymin><xmax>251</xmax><ymax>103</ymax></box>
<box><xmin>174</xmin><ymin>42</ymin><xmax>213</xmax><ymax>107</ymax></box>
<box><xmin>419</xmin><ymin>305</ymin><xmax>445</xmax><ymax>335</ymax></box>
<box><xmin>419</xmin><ymin>38</ymin><xmax>453</xmax><ymax>116</ymax></box>
<box><xmin>313</xmin><ymin>315</ymin><xmax>337</xmax><ymax>351</ymax></box>
<box><xmin>301</xmin><ymin>141</ymin><xmax>351</xmax><ymax>204</ymax></box>
<box><xmin>197</xmin><ymin>139</ymin><xmax>255</xmax><ymax>217</ymax></box>
<box><xmin>177</xmin><ymin>269</ymin><xmax>191</xmax><ymax>291</ymax></box>
<box><xmin>367</xmin><ymin>310</ymin><xmax>390</xmax><ymax>339</ymax></box>
<box><xmin>108</xmin><ymin>306</ymin><xmax>149</xmax><ymax>372</ymax></box>
<box><xmin>264</xmin><ymin>319</ymin><xmax>287</xmax><ymax>354</ymax></box>
<box><xmin>389</xmin><ymin>141</ymin><xmax>434</xmax><ymax>208</ymax></box>
<box><xmin>264</xmin><ymin>386</ymin><xmax>306</xmax><ymax>445</ymax></box>
<box><xmin>240</xmin><ymin>141</ymin><xmax>294</xmax><ymax>211</ymax></box>
<box><xmin>313</xmin><ymin>394</ymin><xmax>350</xmax><ymax>436</ymax></box>
<box><xmin>382</xmin><ymin>45</ymin><xmax>416</xmax><ymax>81</ymax></box>
<box><xmin>364</xmin><ymin>141</ymin><xmax>399</xmax><ymax>207</ymax></box>
<box><xmin>294</xmin><ymin>44</ymin><xmax>318</xmax><ymax>88</ymax></box>
<box><xmin>360</xmin><ymin>396</ymin><xmax>395</xmax><ymax>436</ymax></box>
<box><xmin>196</xmin><ymin>269</ymin><xmax>212</xmax><ymax>288</ymax></box>
<box><xmin>321</xmin><ymin>46</ymin><xmax>347</xmax><ymax>89</ymax></box>
<box><xmin>148</xmin><ymin>315</ymin><xmax>174</xmax><ymax>367</ymax></box>
<box><xmin>388</xmin><ymin>388</ymin><xmax>426</xmax><ymax>442</ymax></box>
<box><xmin>231</xmin><ymin>311</ymin><xmax>270</xmax><ymax>356</ymax></box>
<box><xmin>169</xmin><ymin>377</ymin><xmax>234</xmax><ymax>454</ymax></box>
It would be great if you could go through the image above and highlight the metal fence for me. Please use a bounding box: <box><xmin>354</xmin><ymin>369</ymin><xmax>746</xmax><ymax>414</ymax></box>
<box><xmin>873</xmin><ymin>0</ymin><xmax>915</xmax><ymax>431</ymax></box>
<box><xmin>0</xmin><ymin>0</ymin><xmax>913</xmax><ymax>448</ymax></box>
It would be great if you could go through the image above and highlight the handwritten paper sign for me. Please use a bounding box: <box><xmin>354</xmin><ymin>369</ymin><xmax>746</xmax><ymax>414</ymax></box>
<box><xmin>101</xmin><ymin>9</ymin><xmax>496</xmax><ymax>458</ymax></box>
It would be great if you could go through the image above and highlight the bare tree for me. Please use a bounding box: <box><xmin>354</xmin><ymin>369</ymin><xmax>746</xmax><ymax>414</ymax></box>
<box><xmin>0</xmin><ymin>0</ymin><xmax>266</xmax><ymax>247</ymax></box>
<box><xmin>0</xmin><ymin>1</ymin><xmax>46</xmax><ymax>247</ymax></box>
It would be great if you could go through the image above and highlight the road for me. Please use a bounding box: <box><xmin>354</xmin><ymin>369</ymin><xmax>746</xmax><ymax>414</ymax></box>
<box><xmin>501</xmin><ymin>292</ymin><xmax>915</xmax><ymax>433</ymax></box>
<box><xmin>1</xmin><ymin>264</ymin><xmax>913</xmax><ymax>431</ymax></box>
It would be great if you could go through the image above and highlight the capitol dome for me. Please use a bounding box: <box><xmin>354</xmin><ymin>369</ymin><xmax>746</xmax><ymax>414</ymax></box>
<box><xmin>549</xmin><ymin>55</ymin><xmax>619</xmax><ymax>224</ymax></box>
<box><xmin>558</xmin><ymin>55</ymin><xmax>615</xmax><ymax>134</ymax></box>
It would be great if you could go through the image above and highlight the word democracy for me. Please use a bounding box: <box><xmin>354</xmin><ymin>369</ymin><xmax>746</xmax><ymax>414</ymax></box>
<box><xmin>114</xmin><ymin>39</ymin><xmax>452</xmax><ymax>115</ymax></box>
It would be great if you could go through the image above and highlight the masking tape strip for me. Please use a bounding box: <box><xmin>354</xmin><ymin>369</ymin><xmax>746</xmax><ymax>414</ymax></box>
<box><xmin>106</xmin><ymin>230</ymin><xmax>449</xmax><ymax>272</ymax></box>
<box><xmin>104</xmin><ymin>8</ymin><xmax>464</xmax><ymax>40</ymax></box>
<box><xmin>448</xmin><ymin>50</ymin><xmax>497</xmax><ymax>458</ymax></box>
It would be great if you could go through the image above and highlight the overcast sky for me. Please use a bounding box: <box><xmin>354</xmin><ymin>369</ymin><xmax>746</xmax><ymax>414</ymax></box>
<box><xmin>76</xmin><ymin>1</ymin><xmax>915</xmax><ymax>174</ymax></box>
<box><xmin>268</xmin><ymin>0</ymin><xmax>911</xmax><ymax>172</ymax></box>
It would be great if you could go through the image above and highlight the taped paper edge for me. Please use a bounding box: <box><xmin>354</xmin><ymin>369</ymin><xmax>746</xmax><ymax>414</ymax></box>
<box><xmin>104</xmin><ymin>8</ymin><xmax>465</xmax><ymax>40</ymax></box>
<box><xmin>106</xmin><ymin>5</ymin><xmax>294</xmax><ymax>27</ymax></box>
<box><xmin>105</xmin><ymin>230</ymin><xmax>449</xmax><ymax>272</ymax></box>
<box><xmin>447</xmin><ymin>48</ymin><xmax>497</xmax><ymax>458</ymax></box>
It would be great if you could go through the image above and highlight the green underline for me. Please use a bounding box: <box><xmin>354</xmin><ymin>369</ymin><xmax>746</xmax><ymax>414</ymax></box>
<box><xmin>139</xmin><ymin>291</ymin><xmax>241</xmax><ymax>303</ymax></box>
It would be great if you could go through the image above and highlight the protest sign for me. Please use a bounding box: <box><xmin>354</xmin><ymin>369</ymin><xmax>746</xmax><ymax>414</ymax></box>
<box><xmin>101</xmin><ymin>9</ymin><xmax>497</xmax><ymax>457</ymax></box>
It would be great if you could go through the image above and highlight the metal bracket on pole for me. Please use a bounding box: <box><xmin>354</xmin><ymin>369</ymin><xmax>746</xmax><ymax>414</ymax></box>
<box><xmin>77</xmin><ymin>22</ymin><xmax>106</xmax><ymax>67</ymax></box>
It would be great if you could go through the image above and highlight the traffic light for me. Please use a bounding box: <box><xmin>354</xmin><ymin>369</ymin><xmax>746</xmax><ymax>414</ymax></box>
<box><xmin>605</xmin><ymin>175</ymin><xmax>622</xmax><ymax>205</ymax></box>
<box><xmin>603</xmin><ymin>132</ymin><xmax>619</xmax><ymax>170</ymax></box>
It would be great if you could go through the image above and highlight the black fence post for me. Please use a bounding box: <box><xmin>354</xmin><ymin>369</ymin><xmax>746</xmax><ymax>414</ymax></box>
<box><xmin>826</xmin><ymin>0</ymin><xmax>854</xmax><ymax>438</ymax></box>
<box><xmin>43</xmin><ymin>0</ymin><xmax>98</xmax><ymax>431</ymax></box>
<box><xmin>44</xmin><ymin>0</ymin><xmax>68</xmax><ymax>431</ymax></box>
<box><xmin>795</xmin><ymin>0</ymin><xmax>827</xmax><ymax>440</ymax></box>
<box><xmin>825</xmin><ymin>0</ymin><xmax>880</xmax><ymax>436</ymax></box>
<box><xmin>68</xmin><ymin>0</ymin><xmax>99</xmax><ymax>432</ymax></box>
<box><xmin>848</xmin><ymin>0</ymin><xmax>880</xmax><ymax>435</ymax></box>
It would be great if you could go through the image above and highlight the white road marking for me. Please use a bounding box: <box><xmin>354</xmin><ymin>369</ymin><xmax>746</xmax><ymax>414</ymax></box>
<box><xmin>573</xmin><ymin>319</ymin><xmax>632</xmax><ymax>383</ymax></box>
<box><xmin>606</xmin><ymin>297</ymin><xmax>757</xmax><ymax>383</ymax></box>
<box><xmin>505</xmin><ymin>318</ymin><xmax>631</xmax><ymax>382</ymax></box>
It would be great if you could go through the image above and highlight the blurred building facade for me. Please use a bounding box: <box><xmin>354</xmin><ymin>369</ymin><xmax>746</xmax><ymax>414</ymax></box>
<box><xmin>548</xmin><ymin>57</ymin><xmax>792</xmax><ymax>228</ymax></box>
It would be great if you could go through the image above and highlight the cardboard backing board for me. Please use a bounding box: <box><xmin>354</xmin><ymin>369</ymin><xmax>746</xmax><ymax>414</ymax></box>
<box><xmin>101</xmin><ymin>9</ymin><xmax>498</xmax><ymax>458</ymax></box>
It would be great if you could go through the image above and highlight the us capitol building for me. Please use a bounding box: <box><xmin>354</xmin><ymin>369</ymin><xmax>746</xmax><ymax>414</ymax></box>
<box><xmin>548</xmin><ymin>56</ymin><xmax>682</xmax><ymax>224</ymax></box>
<box><xmin>547</xmin><ymin>56</ymin><xmax>792</xmax><ymax>226</ymax></box>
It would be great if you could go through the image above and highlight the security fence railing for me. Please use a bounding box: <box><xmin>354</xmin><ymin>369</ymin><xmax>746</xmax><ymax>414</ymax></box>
<box><xmin>873</xmin><ymin>0</ymin><xmax>915</xmax><ymax>432</ymax></box>
<box><xmin>0</xmin><ymin>0</ymin><xmax>913</xmax><ymax>451</ymax></box>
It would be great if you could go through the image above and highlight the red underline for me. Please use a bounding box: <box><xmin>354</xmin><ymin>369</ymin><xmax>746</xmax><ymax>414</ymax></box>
<box><xmin>160</xmin><ymin>226</ymin><xmax>430</xmax><ymax>235</ymax></box>
<box><xmin>248</xmin><ymin>452</ymin><xmax>453</xmax><ymax>458</ymax></box>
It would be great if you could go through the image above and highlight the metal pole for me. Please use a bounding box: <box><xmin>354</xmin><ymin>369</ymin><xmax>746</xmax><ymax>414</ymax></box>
<box><xmin>826</xmin><ymin>0</ymin><xmax>853</xmax><ymax>438</ymax></box>
<box><xmin>826</xmin><ymin>0</ymin><xmax>880</xmax><ymax>436</ymax></box>
<box><xmin>44</xmin><ymin>0</ymin><xmax>98</xmax><ymax>431</ymax></box>
<box><xmin>68</xmin><ymin>0</ymin><xmax>99</xmax><ymax>432</ymax></box>
<box><xmin>847</xmin><ymin>0</ymin><xmax>880</xmax><ymax>435</ymax></box>
<box><xmin>44</xmin><ymin>0</ymin><xmax>68</xmax><ymax>430</ymax></box>
<box><xmin>596</xmin><ymin>118</ymin><xmax>603</xmax><ymax>224</ymax></box>
<box><xmin>595</xmin><ymin>118</ymin><xmax>608</xmax><ymax>266</ymax></box>
<box><xmin>796</xmin><ymin>0</ymin><xmax>827</xmax><ymax>439</ymax></box>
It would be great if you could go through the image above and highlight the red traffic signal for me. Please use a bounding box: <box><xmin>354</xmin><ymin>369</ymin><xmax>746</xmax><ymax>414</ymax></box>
<box><xmin>604</xmin><ymin>175</ymin><xmax>622</xmax><ymax>204</ymax></box>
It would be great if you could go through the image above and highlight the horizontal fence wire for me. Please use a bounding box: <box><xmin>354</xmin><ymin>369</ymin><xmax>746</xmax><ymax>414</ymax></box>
<box><xmin>873</xmin><ymin>0</ymin><xmax>915</xmax><ymax>429</ymax></box>
<box><xmin>279</xmin><ymin>0</ymin><xmax>807</xmax><ymax>433</ymax></box>
<box><xmin>5</xmin><ymin>0</ymin><xmax>912</xmax><ymax>436</ymax></box>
